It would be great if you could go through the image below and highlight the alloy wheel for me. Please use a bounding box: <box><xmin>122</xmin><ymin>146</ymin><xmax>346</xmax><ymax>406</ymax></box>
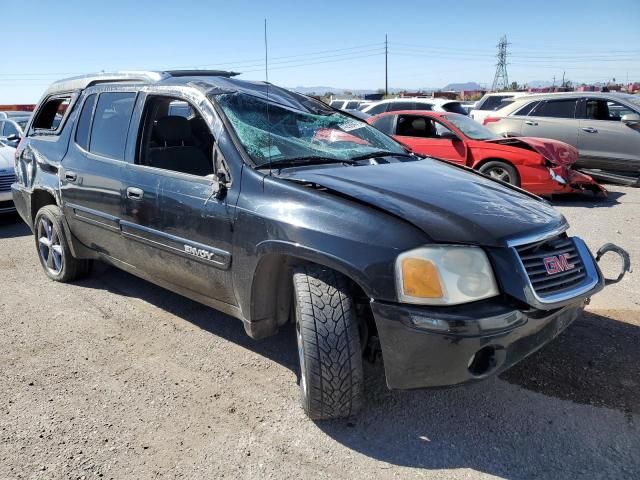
<box><xmin>37</xmin><ymin>216</ymin><xmax>63</xmax><ymax>275</ymax></box>
<box><xmin>488</xmin><ymin>167</ymin><xmax>512</xmax><ymax>184</ymax></box>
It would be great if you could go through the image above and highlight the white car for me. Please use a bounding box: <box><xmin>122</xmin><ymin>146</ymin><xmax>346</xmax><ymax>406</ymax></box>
<box><xmin>0</xmin><ymin>140</ymin><xmax>16</xmax><ymax>213</ymax></box>
<box><xmin>469</xmin><ymin>92</ymin><xmax>528</xmax><ymax>124</ymax></box>
<box><xmin>361</xmin><ymin>97</ymin><xmax>469</xmax><ymax>116</ymax></box>
<box><xmin>329</xmin><ymin>99</ymin><xmax>366</xmax><ymax>110</ymax></box>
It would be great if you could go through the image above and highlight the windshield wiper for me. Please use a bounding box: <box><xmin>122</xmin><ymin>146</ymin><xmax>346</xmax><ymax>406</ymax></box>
<box><xmin>349</xmin><ymin>150</ymin><xmax>415</xmax><ymax>161</ymax></box>
<box><xmin>255</xmin><ymin>156</ymin><xmax>359</xmax><ymax>170</ymax></box>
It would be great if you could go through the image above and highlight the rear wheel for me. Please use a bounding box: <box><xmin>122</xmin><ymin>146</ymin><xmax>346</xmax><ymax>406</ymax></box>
<box><xmin>34</xmin><ymin>205</ymin><xmax>91</xmax><ymax>282</ymax></box>
<box><xmin>292</xmin><ymin>265</ymin><xmax>363</xmax><ymax>420</ymax></box>
<box><xmin>479</xmin><ymin>160</ymin><xmax>520</xmax><ymax>187</ymax></box>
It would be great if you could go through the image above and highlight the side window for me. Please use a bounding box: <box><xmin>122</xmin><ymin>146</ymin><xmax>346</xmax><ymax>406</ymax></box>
<box><xmin>74</xmin><ymin>94</ymin><xmax>97</xmax><ymax>150</ymax></box>
<box><xmin>481</xmin><ymin>95</ymin><xmax>509</xmax><ymax>111</ymax></box>
<box><xmin>89</xmin><ymin>92</ymin><xmax>136</xmax><ymax>160</ymax></box>
<box><xmin>32</xmin><ymin>96</ymin><xmax>71</xmax><ymax>132</ymax></box>
<box><xmin>137</xmin><ymin>95</ymin><xmax>214</xmax><ymax>177</ymax></box>
<box><xmin>531</xmin><ymin>99</ymin><xmax>577</xmax><ymax>119</ymax></box>
<box><xmin>388</xmin><ymin>102</ymin><xmax>412</xmax><ymax>112</ymax></box>
<box><xmin>396</xmin><ymin>115</ymin><xmax>438</xmax><ymax>138</ymax></box>
<box><xmin>168</xmin><ymin>101</ymin><xmax>194</xmax><ymax>118</ymax></box>
<box><xmin>414</xmin><ymin>103</ymin><xmax>434</xmax><ymax>111</ymax></box>
<box><xmin>513</xmin><ymin>101</ymin><xmax>539</xmax><ymax>116</ymax></box>
<box><xmin>366</xmin><ymin>103</ymin><xmax>388</xmax><ymax>115</ymax></box>
<box><xmin>371</xmin><ymin>115</ymin><xmax>395</xmax><ymax>135</ymax></box>
<box><xmin>344</xmin><ymin>101</ymin><xmax>360</xmax><ymax>110</ymax></box>
<box><xmin>585</xmin><ymin>99</ymin><xmax>636</xmax><ymax>121</ymax></box>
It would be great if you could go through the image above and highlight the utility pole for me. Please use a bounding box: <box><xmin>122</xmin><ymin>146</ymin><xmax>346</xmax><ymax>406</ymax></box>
<box><xmin>491</xmin><ymin>35</ymin><xmax>510</xmax><ymax>91</ymax></box>
<box><xmin>385</xmin><ymin>34</ymin><xmax>388</xmax><ymax>97</ymax></box>
<box><xmin>552</xmin><ymin>75</ymin><xmax>556</xmax><ymax>88</ymax></box>
<box><xmin>561</xmin><ymin>71</ymin><xmax>566</xmax><ymax>88</ymax></box>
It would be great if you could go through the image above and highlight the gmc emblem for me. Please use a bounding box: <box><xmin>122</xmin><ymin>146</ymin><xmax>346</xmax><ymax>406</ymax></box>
<box><xmin>543</xmin><ymin>253</ymin><xmax>575</xmax><ymax>275</ymax></box>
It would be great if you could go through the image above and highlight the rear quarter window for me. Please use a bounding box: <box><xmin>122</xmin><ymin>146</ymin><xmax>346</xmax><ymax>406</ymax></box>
<box><xmin>371</xmin><ymin>115</ymin><xmax>395</xmax><ymax>135</ymax></box>
<box><xmin>31</xmin><ymin>95</ymin><xmax>72</xmax><ymax>134</ymax></box>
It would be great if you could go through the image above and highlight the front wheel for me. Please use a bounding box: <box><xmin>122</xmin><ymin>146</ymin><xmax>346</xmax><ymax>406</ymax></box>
<box><xmin>478</xmin><ymin>160</ymin><xmax>520</xmax><ymax>187</ymax></box>
<box><xmin>292</xmin><ymin>265</ymin><xmax>363</xmax><ymax>420</ymax></box>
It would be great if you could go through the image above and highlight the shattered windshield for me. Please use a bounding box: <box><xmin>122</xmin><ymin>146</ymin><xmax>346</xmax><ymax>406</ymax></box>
<box><xmin>215</xmin><ymin>92</ymin><xmax>405</xmax><ymax>166</ymax></box>
<box><xmin>444</xmin><ymin>114</ymin><xmax>498</xmax><ymax>140</ymax></box>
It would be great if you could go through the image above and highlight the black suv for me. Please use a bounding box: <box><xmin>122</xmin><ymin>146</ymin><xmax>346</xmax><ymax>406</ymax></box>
<box><xmin>12</xmin><ymin>71</ymin><xmax>628</xmax><ymax>419</ymax></box>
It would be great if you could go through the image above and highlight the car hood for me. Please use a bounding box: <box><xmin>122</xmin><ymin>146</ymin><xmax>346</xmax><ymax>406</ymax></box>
<box><xmin>0</xmin><ymin>144</ymin><xmax>16</xmax><ymax>172</ymax></box>
<box><xmin>279</xmin><ymin>159</ymin><xmax>567</xmax><ymax>247</ymax></box>
<box><xmin>484</xmin><ymin>137</ymin><xmax>578</xmax><ymax>166</ymax></box>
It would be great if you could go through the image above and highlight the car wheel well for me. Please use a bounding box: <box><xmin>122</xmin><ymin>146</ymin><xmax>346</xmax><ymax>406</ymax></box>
<box><xmin>31</xmin><ymin>189</ymin><xmax>57</xmax><ymax>223</ymax></box>
<box><xmin>474</xmin><ymin>158</ymin><xmax>521</xmax><ymax>183</ymax></box>
<box><xmin>249</xmin><ymin>255</ymin><xmax>374</xmax><ymax>343</ymax></box>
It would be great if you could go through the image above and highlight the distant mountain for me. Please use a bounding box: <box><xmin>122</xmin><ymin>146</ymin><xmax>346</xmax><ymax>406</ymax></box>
<box><xmin>442</xmin><ymin>82</ymin><xmax>483</xmax><ymax>91</ymax></box>
<box><xmin>527</xmin><ymin>80</ymin><xmax>553</xmax><ymax>88</ymax></box>
<box><xmin>291</xmin><ymin>86</ymin><xmax>378</xmax><ymax>95</ymax></box>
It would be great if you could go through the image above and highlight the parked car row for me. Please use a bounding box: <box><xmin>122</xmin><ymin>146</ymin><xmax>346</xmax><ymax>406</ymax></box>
<box><xmin>482</xmin><ymin>92</ymin><xmax>640</xmax><ymax>185</ymax></box>
<box><xmin>8</xmin><ymin>70</ymin><xmax>630</xmax><ymax>420</ymax></box>
<box><xmin>0</xmin><ymin>111</ymin><xmax>32</xmax><ymax>147</ymax></box>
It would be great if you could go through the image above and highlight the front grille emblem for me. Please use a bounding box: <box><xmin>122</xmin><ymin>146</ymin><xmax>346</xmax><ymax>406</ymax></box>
<box><xmin>543</xmin><ymin>253</ymin><xmax>575</xmax><ymax>275</ymax></box>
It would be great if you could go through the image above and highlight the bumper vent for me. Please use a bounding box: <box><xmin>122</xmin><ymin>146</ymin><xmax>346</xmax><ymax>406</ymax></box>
<box><xmin>0</xmin><ymin>173</ymin><xmax>16</xmax><ymax>192</ymax></box>
<box><xmin>515</xmin><ymin>235</ymin><xmax>587</xmax><ymax>298</ymax></box>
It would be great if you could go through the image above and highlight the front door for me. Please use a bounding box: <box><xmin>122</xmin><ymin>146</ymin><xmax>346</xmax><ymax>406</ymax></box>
<box><xmin>60</xmin><ymin>90</ymin><xmax>137</xmax><ymax>261</ymax></box>
<box><xmin>119</xmin><ymin>93</ymin><xmax>238</xmax><ymax>306</ymax></box>
<box><xmin>577</xmin><ymin>98</ymin><xmax>640</xmax><ymax>173</ymax></box>
<box><xmin>394</xmin><ymin>114</ymin><xmax>467</xmax><ymax>163</ymax></box>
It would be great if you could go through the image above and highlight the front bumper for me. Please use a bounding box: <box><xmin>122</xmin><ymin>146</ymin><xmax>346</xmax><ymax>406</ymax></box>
<box><xmin>372</xmin><ymin>298</ymin><xmax>585</xmax><ymax>390</ymax></box>
<box><xmin>0</xmin><ymin>189</ymin><xmax>16</xmax><ymax>213</ymax></box>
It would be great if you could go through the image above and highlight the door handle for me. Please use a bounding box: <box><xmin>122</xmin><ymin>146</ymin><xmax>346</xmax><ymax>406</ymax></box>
<box><xmin>126</xmin><ymin>187</ymin><xmax>144</xmax><ymax>200</ymax></box>
<box><xmin>525</xmin><ymin>121</ymin><xmax>538</xmax><ymax>126</ymax></box>
<box><xmin>581</xmin><ymin>127</ymin><xmax>598</xmax><ymax>133</ymax></box>
<box><xmin>65</xmin><ymin>171</ymin><xmax>77</xmax><ymax>182</ymax></box>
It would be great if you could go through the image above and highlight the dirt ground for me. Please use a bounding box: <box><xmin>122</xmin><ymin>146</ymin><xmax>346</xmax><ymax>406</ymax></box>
<box><xmin>1</xmin><ymin>185</ymin><xmax>638</xmax><ymax>479</ymax></box>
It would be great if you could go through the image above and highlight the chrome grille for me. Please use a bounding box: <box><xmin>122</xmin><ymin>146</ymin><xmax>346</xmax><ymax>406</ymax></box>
<box><xmin>0</xmin><ymin>173</ymin><xmax>16</xmax><ymax>192</ymax></box>
<box><xmin>515</xmin><ymin>235</ymin><xmax>587</xmax><ymax>297</ymax></box>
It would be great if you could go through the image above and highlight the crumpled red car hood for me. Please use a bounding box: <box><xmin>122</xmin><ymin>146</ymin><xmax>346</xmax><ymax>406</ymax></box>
<box><xmin>485</xmin><ymin>137</ymin><xmax>578</xmax><ymax>166</ymax></box>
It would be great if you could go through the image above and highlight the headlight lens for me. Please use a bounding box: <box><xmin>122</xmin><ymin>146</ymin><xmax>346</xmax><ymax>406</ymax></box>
<box><xmin>396</xmin><ymin>246</ymin><xmax>499</xmax><ymax>305</ymax></box>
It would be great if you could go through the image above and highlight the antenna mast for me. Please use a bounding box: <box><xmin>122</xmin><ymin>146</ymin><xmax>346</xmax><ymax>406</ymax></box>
<box><xmin>491</xmin><ymin>35</ymin><xmax>510</xmax><ymax>91</ymax></box>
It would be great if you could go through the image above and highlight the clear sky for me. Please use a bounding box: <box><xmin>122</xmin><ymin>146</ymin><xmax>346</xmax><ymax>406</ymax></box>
<box><xmin>1</xmin><ymin>0</ymin><xmax>639</xmax><ymax>103</ymax></box>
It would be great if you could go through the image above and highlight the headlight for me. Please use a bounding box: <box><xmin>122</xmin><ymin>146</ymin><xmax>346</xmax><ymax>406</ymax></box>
<box><xmin>395</xmin><ymin>246</ymin><xmax>499</xmax><ymax>305</ymax></box>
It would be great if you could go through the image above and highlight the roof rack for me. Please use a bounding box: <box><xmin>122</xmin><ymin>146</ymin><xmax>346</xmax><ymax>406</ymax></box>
<box><xmin>43</xmin><ymin>69</ymin><xmax>240</xmax><ymax>96</ymax></box>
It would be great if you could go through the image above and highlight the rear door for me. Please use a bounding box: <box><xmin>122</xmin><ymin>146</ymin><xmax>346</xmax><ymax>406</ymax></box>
<box><xmin>394</xmin><ymin>114</ymin><xmax>467</xmax><ymax>163</ymax></box>
<box><xmin>577</xmin><ymin>98</ymin><xmax>640</xmax><ymax>173</ymax></box>
<box><xmin>520</xmin><ymin>98</ymin><xmax>580</xmax><ymax>147</ymax></box>
<box><xmin>60</xmin><ymin>90</ymin><xmax>137</xmax><ymax>261</ymax></box>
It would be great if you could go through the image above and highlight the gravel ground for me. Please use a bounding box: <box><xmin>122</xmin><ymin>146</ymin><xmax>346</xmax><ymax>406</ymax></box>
<box><xmin>0</xmin><ymin>185</ymin><xmax>638</xmax><ymax>480</ymax></box>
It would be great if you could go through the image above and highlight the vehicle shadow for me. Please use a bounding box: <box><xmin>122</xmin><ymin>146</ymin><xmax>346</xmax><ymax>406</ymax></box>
<box><xmin>550</xmin><ymin>189</ymin><xmax>625</xmax><ymax>208</ymax></box>
<box><xmin>0</xmin><ymin>213</ymin><xmax>30</xmax><ymax>239</ymax></box>
<box><xmin>74</xmin><ymin>264</ymin><xmax>640</xmax><ymax>477</ymax></box>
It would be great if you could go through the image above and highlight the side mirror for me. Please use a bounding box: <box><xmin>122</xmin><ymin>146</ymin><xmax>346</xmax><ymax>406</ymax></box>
<box><xmin>621</xmin><ymin>113</ymin><xmax>640</xmax><ymax>124</ymax></box>
<box><xmin>6</xmin><ymin>134</ymin><xmax>19</xmax><ymax>142</ymax></box>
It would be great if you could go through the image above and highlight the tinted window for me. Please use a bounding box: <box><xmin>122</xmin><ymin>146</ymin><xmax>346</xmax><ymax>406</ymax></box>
<box><xmin>442</xmin><ymin>102</ymin><xmax>468</xmax><ymax>115</ymax></box>
<box><xmin>371</xmin><ymin>115</ymin><xmax>395</xmax><ymax>135</ymax></box>
<box><xmin>366</xmin><ymin>103</ymin><xmax>388</xmax><ymax>115</ymax></box>
<box><xmin>330</xmin><ymin>101</ymin><xmax>344</xmax><ymax>109</ymax></box>
<box><xmin>89</xmin><ymin>92</ymin><xmax>136</xmax><ymax>160</ymax></box>
<box><xmin>414</xmin><ymin>102</ymin><xmax>433</xmax><ymax>111</ymax></box>
<box><xmin>388</xmin><ymin>102</ymin><xmax>416</xmax><ymax>112</ymax></box>
<box><xmin>344</xmin><ymin>101</ymin><xmax>360</xmax><ymax>110</ymax></box>
<box><xmin>585</xmin><ymin>99</ymin><xmax>636</xmax><ymax>121</ymax></box>
<box><xmin>480</xmin><ymin>95</ymin><xmax>510</xmax><ymax>111</ymax></box>
<box><xmin>397</xmin><ymin>115</ymin><xmax>438</xmax><ymax>138</ymax></box>
<box><xmin>32</xmin><ymin>96</ymin><xmax>71</xmax><ymax>131</ymax></box>
<box><xmin>75</xmin><ymin>94</ymin><xmax>97</xmax><ymax>150</ymax></box>
<box><xmin>531</xmin><ymin>99</ymin><xmax>577</xmax><ymax>119</ymax></box>
<box><xmin>3</xmin><ymin>121</ymin><xmax>19</xmax><ymax>136</ymax></box>
<box><xmin>168</xmin><ymin>101</ymin><xmax>194</xmax><ymax>118</ymax></box>
<box><xmin>513</xmin><ymin>101</ymin><xmax>539</xmax><ymax>116</ymax></box>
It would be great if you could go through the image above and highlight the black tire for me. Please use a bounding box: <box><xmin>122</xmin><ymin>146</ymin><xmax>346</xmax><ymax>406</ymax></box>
<box><xmin>479</xmin><ymin>160</ymin><xmax>521</xmax><ymax>187</ymax></box>
<box><xmin>292</xmin><ymin>265</ymin><xmax>363</xmax><ymax>420</ymax></box>
<box><xmin>34</xmin><ymin>205</ymin><xmax>91</xmax><ymax>282</ymax></box>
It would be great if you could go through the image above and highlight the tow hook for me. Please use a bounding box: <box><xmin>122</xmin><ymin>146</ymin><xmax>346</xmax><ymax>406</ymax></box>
<box><xmin>595</xmin><ymin>243</ymin><xmax>632</xmax><ymax>285</ymax></box>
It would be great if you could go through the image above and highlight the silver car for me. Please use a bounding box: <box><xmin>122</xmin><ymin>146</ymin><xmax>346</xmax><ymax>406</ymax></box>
<box><xmin>484</xmin><ymin>92</ymin><xmax>640</xmax><ymax>180</ymax></box>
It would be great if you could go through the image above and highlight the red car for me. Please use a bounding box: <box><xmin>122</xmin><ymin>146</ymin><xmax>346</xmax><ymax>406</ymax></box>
<box><xmin>367</xmin><ymin>110</ymin><xmax>604</xmax><ymax>196</ymax></box>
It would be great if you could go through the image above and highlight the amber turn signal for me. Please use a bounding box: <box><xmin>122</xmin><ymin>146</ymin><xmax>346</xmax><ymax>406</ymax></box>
<box><xmin>401</xmin><ymin>258</ymin><xmax>444</xmax><ymax>298</ymax></box>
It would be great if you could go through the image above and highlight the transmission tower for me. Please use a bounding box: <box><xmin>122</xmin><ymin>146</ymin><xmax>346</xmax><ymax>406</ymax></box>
<box><xmin>491</xmin><ymin>35</ymin><xmax>510</xmax><ymax>91</ymax></box>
